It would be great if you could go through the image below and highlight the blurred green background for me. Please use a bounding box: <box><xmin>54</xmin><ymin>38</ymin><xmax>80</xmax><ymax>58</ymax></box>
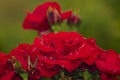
<box><xmin>0</xmin><ymin>0</ymin><xmax>120</xmax><ymax>53</ymax></box>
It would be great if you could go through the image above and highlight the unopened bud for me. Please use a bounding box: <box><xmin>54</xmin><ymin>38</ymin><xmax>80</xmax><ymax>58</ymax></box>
<box><xmin>47</xmin><ymin>7</ymin><xmax>61</xmax><ymax>25</ymax></box>
<box><xmin>67</xmin><ymin>15</ymin><xmax>81</xmax><ymax>26</ymax></box>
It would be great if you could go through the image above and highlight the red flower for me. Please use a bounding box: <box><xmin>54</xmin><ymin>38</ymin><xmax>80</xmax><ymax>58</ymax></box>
<box><xmin>10</xmin><ymin>44</ymin><xmax>44</xmax><ymax>79</ymax></box>
<box><xmin>62</xmin><ymin>38</ymin><xmax>102</xmax><ymax>65</ymax></box>
<box><xmin>0</xmin><ymin>52</ymin><xmax>13</xmax><ymax>78</ymax></box>
<box><xmin>32</xmin><ymin>32</ymin><xmax>83</xmax><ymax>77</ymax></box>
<box><xmin>10</xmin><ymin>44</ymin><xmax>40</xmax><ymax>72</ymax></box>
<box><xmin>23</xmin><ymin>2</ymin><xmax>72</xmax><ymax>33</ymax></box>
<box><xmin>96</xmin><ymin>50</ymin><xmax>120</xmax><ymax>75</ymax></box>
<box><xmin>33</xmin><ymin>32</ymin><xmax>104</xmax><ymax>78</ymax></box>
<box><xmin>10</xmin><ymin>44</ymin><xmax>31</xmax><ymax>71</ymax></box>
<box><xmin>0</xmin><ymin>52</ymin><xmax>22</xmax><ymax>80</ymax></box>
<box><xmin>67</xmin><ymin>14</ymin><xmax>81</xmax><ymax>26</ymax></box>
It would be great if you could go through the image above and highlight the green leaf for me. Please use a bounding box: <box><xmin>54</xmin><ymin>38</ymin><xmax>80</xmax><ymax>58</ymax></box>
<box><xmin>21</xmin><ymin>73</ymin><xmax>28</xmax><ymax>80</ymax></box>
<box><xmin>83</xmin><ymin>69</ymin><xmax>92</xmax><ymax>80</ymax></box>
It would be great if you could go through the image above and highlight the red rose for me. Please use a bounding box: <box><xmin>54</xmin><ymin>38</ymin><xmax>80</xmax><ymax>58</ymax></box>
<box><xmin>10</xmin><ymin>44</ymin><xmax>40</xmax><ymax>72</ymax></box>
<box><xmin>0</xmin><ymin>52</ymin><xmax>22</xmax><ymax>80</ymax></box>
<box><xmin>0</xmin><ymin>52</ymin><xmax>13</xmax><ymax>78</ymax></box>
<box><xmin>62</xmin><ymin>38</ymin><xmax>102</xmax><ymax>65</ymax></box>
<box><xmin>23</xmin><ymin>2</ymin><xmax>72</xmax><ymax>33</ymax></box>
<box><xmin>10</xmin><ymin>44</ymin><xmax>42</xmax><ymax>79</ymax></box>
<box><xmin>10</xmin><ymin>44</ymin><xmax>31</xmax><ymax>71</ymax></box>
<box><xmin>34</xmin><ymin>32</ymin><xmax>88</xmax><ymax>77</ymax></box>
<box><xmin>32</xmin><ymin>32</ymin><xmax>84</xmax><ymax>77</ymax></box>
<box><xmin>96</xmin><ymin>50</ymin><xmax>120</xmax><ymax>75</ymax></box>
<box><xmin>67</xmin><ymin>14</ymin><xmax>81</xmax><ymax>26</ymax></box>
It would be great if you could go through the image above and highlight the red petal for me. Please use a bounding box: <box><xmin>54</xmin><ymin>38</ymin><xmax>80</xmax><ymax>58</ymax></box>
<box><xmin>37</xmin><ymin>60</ymin><xmax>59</xmax><ymax>78</ymax></box>
<box><xmin>0</xmin><ymin>71</ymin><xmax>14</xmax><ymax>80</ymax></box>
<box><xmin>96</xmin><ymin>50</ymin><xmax>120</xmax><ymax>75</ymax></box>
<box><xmin>0</xmin><ymin>52</ymin><xmax>6</xmax><ymax>58</ymax></box>
<box><xmin>57</xmin><ymin>60</ymin><xmax>81</xmax><ymax>72</ymax></box>
<box><xmin>10</xmin><ymin>44</ymin><xmax>30</xmax><ymax>71</ymax></box>
<box><xmin>61</xmin><ymin>10</ymin><xmax>72</xmax><ymax>20</ymax></box>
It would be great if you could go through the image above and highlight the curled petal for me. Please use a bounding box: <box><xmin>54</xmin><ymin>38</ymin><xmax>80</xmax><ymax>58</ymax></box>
<box><xmin>61</xmin><ymin>10</ymin><xmax>72</xmax><ymax>20</ymax></box>
<box><xmin>57</xmin><ymin>60</ymin><xmax>81</xmax><ymax>72</ymax></box>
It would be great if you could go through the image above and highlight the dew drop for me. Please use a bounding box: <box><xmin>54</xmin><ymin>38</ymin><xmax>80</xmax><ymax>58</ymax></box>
<box><xmin>81</xmin><ymin>43</ymin><xmax>85</xmax><ymax>48</ymax></box>
<box><xmin>32</xmin><ymin>47</ymin><xmax>36</xmax><ymax>52</ymax></box>
<box><xmin>113</xmin><ymin>70</ymin><xmax>116</xmax><ymax>73</ymax></box>
<box><xmin>61</xmin><ymin>65</ymin><xmax>64</xmax><ymax>68</ymax></box>
<box><xmin>69</xmin><ymin>53</ymin><xmax>73</xmax><ymax>55</ymax></box>
<box><xmin>119</xmin><ymin>55</ymin><xmax>120</xmax><ymax>59</ymax></box>
<box><xmin>20</xmin><ymin>50</ymin><xmax>24</xmax><ymax>52</ymax></box>
<box><xmin>31</xmin><ymin>71</ymin><xmax>34</xmax><ymax>74</ymax></box>
<box><xmin>66</xmin><ymin>40</ymin><xmax>69</xmax><ymax>42</ymax></box>
<box><xmin>76</xmin><ymin>51</ymin><xmax>79</xmax><ymax>54</ymax></box>
<box><xmin>44</xmin><ymin>56</ymin><xmax>47</xmax><ymax>59</ymax></box>
<box><xmin>50</xmin><ymin>56</ymin><xmax>55</xmax><ymax>60</ymax></box>
<box><xmin>40</xmin><ymin>41</ymin><xmax>44</xmax><ymax>45</ymax></box>
<box><xmin>41</xmin><ymin>63</ymin><xmax>44</xmax><ymax>66</ymax></box>
<box><xmin>75</xmin><ymin>38</ymin><xmax>78</xmax><ymax>41</ymax></box>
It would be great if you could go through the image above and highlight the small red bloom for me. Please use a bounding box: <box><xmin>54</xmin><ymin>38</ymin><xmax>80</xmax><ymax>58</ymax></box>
<box><xmin>67</xmin><ymin>14</ymin><xmax>81</xmax><ymax>26</ymax></box>
<box><xmin>23</xmin><ymin>2</ymin><xmax>72</xmax><ymax>33</ymax></box>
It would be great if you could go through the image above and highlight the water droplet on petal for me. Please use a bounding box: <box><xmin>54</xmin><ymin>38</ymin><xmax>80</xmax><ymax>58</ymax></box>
<box><xmin>69</xmin><ymin>53</ymin><xmax>73</xmax><ymax>55</ymax></box>
<box><xmin>41</xmin><ymin>63</ymin><xmax>44</xmax><ymax>66</ymax></box>
<box><xmin>75</xmin><ymin>39</ymin><xmax>78</xmax><ymax>41</ymax></box>
<box><xmin>50</xmin><ymin>56</ymin><xmax>55</xmax><ymax>60</ymax></box>
<box><xmin>76</xmin><ymin>51</ymin><xmax>79</xmax><ymax>54</ymax></box>
<box><xmin>44</xmin><ymin>56</ymin><xmax>47</xmax><ymax>59</ymax></box>
<box><xmin>119</xmin><ymin>55</ymin><xmax>120</xmax><ymax>59</ymax></box>
<box><xmin>31</xmin><ymin>71</ymin><xmax>34</xmax><ymax>74</ymax></box>
<box><xmin>32</xmin><ymin>47</ymin><xmax>36</xmax><ymax>52</ymax></box>
<box><xmin>40</xmin><ymin>41</ymin><xmax>44</xmax><ymax>44</ymax></box>
<box><xmin>113</xmin><ymin>70</ymin><xmax>116</xmax><ymax>73</ymax></box>
<box><xmin>80</xmin><ymin>43</ymin><xmax>85</xmax><ymax>48</ymax></box>
<box><xmin>61</xmin><ymin>65</ymin><xmax>64</xmax><ymax>68</ymax></box>
<box><xmin>21</xmin><ymin>50</ymin><xmax>24</xmax><ymax>52</ymax></box>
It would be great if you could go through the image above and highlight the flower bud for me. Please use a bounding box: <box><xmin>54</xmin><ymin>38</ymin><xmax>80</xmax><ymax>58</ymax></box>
<box><xmin>47</xmin><ymin>7</ymin><xmax>61</xmax><ymax>25</ymax></box>
<box><xmin>67</xmin><ymin>15</ymin><xmax>81</xmax><ymax>26</ymax></box>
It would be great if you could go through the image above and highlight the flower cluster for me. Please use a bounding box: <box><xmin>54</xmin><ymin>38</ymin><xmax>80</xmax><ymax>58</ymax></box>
<box><xmin>0</xmin><ymin>1</ymin><xmax>120</xmax><ymax>80</ymax></box>
<box><xmin>23</xmin><ymin>2</ymin><xmax>71</xmax><ymax>33</ymax></box>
